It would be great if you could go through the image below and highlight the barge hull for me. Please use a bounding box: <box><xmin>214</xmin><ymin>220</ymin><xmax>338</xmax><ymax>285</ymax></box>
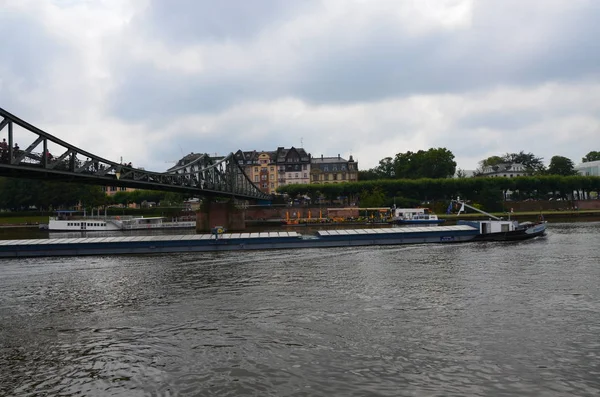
<box><xmin>0</xmin><ymin>226</ymin><xmax>479</xmax><ymax>258</ymax></box>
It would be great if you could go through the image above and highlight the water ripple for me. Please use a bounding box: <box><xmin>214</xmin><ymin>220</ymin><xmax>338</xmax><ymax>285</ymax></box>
<box><xmin>1</xmin><ymin>222</ymin><xmax>600</xmax><ymax>396</ymax></box>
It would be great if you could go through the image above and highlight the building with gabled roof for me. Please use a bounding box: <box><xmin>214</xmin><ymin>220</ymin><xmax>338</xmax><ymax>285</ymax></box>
<box><xmin>480</xmin><ymin>162</ymin><xmax>528</xmax><ymax>178</ymax></box>
<box><xmin>310</xmin><ymin>154</ymin><xmax>358</xmax><ymax>184</ymax></box>
<box><xmin>234</xmin><ymin>149</ymin><xmax>279</xmax><ymax>194</ymax></box>
<box><xmin>275</xmin><ymin>147</ymin><xmax>311</xmax><ymax>187</ymax></box>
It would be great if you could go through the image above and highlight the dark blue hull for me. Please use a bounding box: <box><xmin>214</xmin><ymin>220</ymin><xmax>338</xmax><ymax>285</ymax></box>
<box><xmin>0</xmin><ymin>226</ymin><xmax>479</xmax><ymax>258</ymax></box>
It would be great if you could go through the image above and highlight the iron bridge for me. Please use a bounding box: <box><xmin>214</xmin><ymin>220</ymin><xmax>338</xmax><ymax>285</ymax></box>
<box><xmin>0</xmin><ymin>107</ymin><xmax>270</xmax><ymax>201</ymax></box>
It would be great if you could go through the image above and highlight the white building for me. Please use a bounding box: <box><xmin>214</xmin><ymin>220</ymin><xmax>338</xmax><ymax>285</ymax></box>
<box><xmin>480</xmin><ymin>163</ymin><xmax>528</xmax><ymax>178</ymax></box>
<box><xmin>575</xmin><ymin>160</ymin><xmax>600</xmax><ymax>177</ymax></box>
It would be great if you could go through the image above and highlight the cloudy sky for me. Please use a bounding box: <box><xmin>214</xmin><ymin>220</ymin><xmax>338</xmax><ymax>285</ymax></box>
<box><xmin>1</xmin><ymin>0</ymin><xmax>598</xmax><ymax>172</ymax></box>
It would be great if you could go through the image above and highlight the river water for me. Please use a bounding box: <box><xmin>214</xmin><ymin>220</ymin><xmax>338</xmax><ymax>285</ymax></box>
<box><xmin>1</xmin><ymin>222</ymin><xmax>600</xmax><ymax>396</ymax></box>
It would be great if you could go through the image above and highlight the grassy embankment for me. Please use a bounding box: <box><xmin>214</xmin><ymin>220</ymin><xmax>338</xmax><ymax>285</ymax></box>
<box><xmin>0</xmin><ymin>216</ymin><xmax>47</xmax><ymax>226</ymax></box>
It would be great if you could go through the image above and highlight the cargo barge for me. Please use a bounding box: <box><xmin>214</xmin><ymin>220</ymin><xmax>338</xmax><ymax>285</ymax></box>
<box><xmin>0</xmin><ymin>225</ymin><xmax>479</xmax><ymax>258</ymax></box>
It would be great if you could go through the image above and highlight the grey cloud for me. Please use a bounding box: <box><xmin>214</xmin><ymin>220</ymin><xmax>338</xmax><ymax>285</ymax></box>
<box><xmin>457</xmin><ymin>110</ymin><xmax>543</xmax><ymax>131</ymax></box>
<box><xmin>109</xmin><ymin>63</ymin><xmax>271</xmax><ymax>121</ymax></box>
<box><xmin>138</xmin><ymin>0</ymin><xmax>317</xmax><ymax>45</ymax></box>
<box><xmin>0</xmin><ymin>12</ymin><xmax>67</xmax><ymax>113</ymax></box>
<box><xmin>291</xmin><ymin>3</ymin><xmax>600</xmax><ymax>104</ymax></box>
<box><xmin>108</xmin><ymin>0</ymin><xmax>600</xmax><ymax>123</ymax></box>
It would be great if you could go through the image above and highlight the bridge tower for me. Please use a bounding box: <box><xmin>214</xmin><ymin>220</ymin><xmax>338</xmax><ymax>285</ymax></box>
<box><xmin>196</xmin><ymin>200</ymin><xmax>246</xmax><ymax>232</ymax></box>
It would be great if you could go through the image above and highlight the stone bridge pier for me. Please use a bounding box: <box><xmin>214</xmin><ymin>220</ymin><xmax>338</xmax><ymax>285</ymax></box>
<box><xmin>196</xmin><ymin>200</ymin><xmax>246</xmax><ymax>233</ymax></box>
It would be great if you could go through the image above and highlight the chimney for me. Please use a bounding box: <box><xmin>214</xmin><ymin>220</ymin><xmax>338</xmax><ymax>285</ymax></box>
<box><xmin>338</xmin><ymin>154</ymin><xmax>340</xmax><ymax>159</ymax></box>
<box><xmin>321</xmin><ymin>154</ymin><xmax>323</xmax><ymax>160</ymax></box>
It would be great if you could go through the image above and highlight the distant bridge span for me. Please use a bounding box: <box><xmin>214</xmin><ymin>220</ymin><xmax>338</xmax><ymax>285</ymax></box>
<box><xmin>0</xmin><ymin>107</ymin><xmax>270</xmax><ymax>201</ymax></box>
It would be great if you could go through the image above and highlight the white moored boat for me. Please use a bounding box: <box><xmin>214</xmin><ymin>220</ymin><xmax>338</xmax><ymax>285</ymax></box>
<box><xmin>45</xmin><ymin>211</ymin><xmax>196</xmax><ymax>231</ymax></box>
<box><xmin>392</xmin><ymin>208</ymin><xmax>445</xmax><ymax>225</ymax></box>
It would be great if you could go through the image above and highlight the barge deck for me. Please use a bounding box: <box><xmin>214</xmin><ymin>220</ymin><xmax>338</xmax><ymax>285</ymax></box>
<box><xmin>0</xmin><ymin>225</ymin><xmax>480</xmax><ymax>258</ymax></box>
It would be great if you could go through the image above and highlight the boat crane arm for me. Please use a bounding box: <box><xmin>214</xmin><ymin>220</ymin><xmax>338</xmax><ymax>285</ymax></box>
<box><xmin>451</xmin><ymin>199</ymin><xmax>502</xmax><ymax>220</ymax></box>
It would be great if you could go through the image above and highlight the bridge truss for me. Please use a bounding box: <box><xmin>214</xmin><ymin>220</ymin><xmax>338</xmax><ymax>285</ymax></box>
<box><xmin>0</xmin><ymin>107</ymin><xmax>270</xmax><ymax>201</ymax></box>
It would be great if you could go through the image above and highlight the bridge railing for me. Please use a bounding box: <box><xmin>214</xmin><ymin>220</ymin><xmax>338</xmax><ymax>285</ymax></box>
<box><xmin>0</xmin><ymin>107</ymin><xmax>271</xmax><ymax>200</ymax></box>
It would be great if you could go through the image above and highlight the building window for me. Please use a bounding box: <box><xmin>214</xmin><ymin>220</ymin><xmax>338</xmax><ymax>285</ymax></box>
<box><xmin>270</xmin><ymin>167</ymin><xmax>274</xmax><ymax>172</ymax></box>
<box><xmin>324</xmin><ymin>166</ymin><xmax>328</xmax><ymax>172</ymax></box>
<box><xmin>341</xmin><ymin>165</ymin><xmax>346</xmax><ymax>171</ymax></box>
<box><xmin>254</xmin><ymin>176</ymin><xmax>259</xmax><ymax>182</ymax></box>
<box><xmin>333</xmin><ymin>166</ymin><xmax>337</xmax><ymax>171</ymax></box>
<box><xmin>333</xmin><ymin>174</ymin><xmax>338</xmax><ymax>180</ymax></box>
<box><xmin>270</xmin><ymin>183</ymin><xmax>274</xmax><ymax>188</ymax></box>
<box><xmin>270</xmin><ymin>174</ymin><xmax>274</xmax><ymax>180</ymax></box>
<box><xmin>261</xmin><ymin>174</ymin><xmax>267</xmax><ymax>180</ymax></box>
<box><xmin>304</xmin><ymin>173</ymin><xmax>307</xmax><ymax>178</ymax></box>
<box><xmin>295</xmin><ymin>173</ymin><xmax>299</xmax><ymax>178</ymax></box>
<box><xmin>303</xmin><ymin>164</ymin><xmax>307</xmax><ymax>170</ymax></box>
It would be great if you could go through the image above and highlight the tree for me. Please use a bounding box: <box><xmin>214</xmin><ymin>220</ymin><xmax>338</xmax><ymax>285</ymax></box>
<box><xmin>0</xmin><ymin>178</ymin><xmax>108</xmax><ymax>210</ymax></box>
<box><xmin>374</xmin><ymin>157</ymin><xmax>395</xmax><ymax>179</ymax></box>
<box><xmin>547</xmin><ymin>155</ymin><xmax>578</xmax><ymax>176</ymax></box>
<box><xmin>358</xmin><ymin>169</ymin><xmax>379</xmax><ymax>181</ymax></box>
<box><xmin>393</xmin><ymin>148</ymin><xmax>456</xmax><ymax>179</ymax></box>
<box><xmin>456</xmin><ymin>169</ymin><xmax>467</xmax><ymax>178</ymax></box>
<box><xmin>421</xmin><ymin>148</ymin><xmax>457</xmax><ymax>178</ymax></box>
<box><xmin>582</xmin><ymin>151</ymin><xmax>600</xmax><ymax>163</ymax></box>
<box><xmin>475</xmin><ymin>151</ymin><xmax>545</xmax><ymax>175</ymax></box>
<box><xmin>504</xmin><ymin>151</ymin><xmax>545</xmax><ymax>173</ymax></box>
<box><xmin>359</xmin><ymin>187</ymin><xmax>386</xmax><ymax>207</ymax></box>
<box><xmin>480</xmin><ymin>155</ymin><xmax>504</xmax><ymax>168</ymax></box>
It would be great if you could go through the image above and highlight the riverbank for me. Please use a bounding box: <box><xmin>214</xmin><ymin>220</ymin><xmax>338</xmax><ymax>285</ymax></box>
<box><xmin>1</xmin><ymin>209</ymin><xmax>599</xmax><ymax>229</ymax></box>
<box><xmin>0</xmin><ymin>216</ymin><xmax>45</xmax><ymax>227</ymax></box>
